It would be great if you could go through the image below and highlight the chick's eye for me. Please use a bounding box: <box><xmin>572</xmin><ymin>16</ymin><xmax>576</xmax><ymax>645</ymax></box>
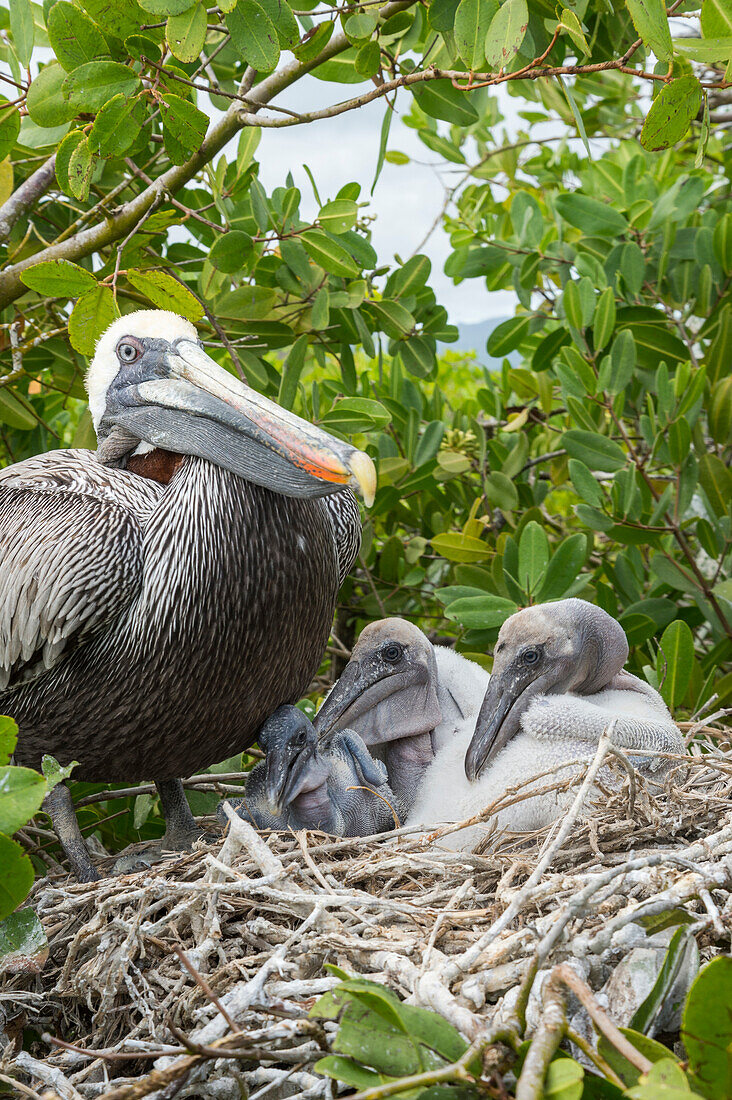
<box><xmin>523</xmin><ymin>648</ymin><xmax>541</xmax><ymax>665</ymax></box>
<box><xmin>295</xmin><ymin>729</ymin><xmax>307</xmax><ymax>747</ymax></box>
<box><xmin>382</xmin><ymin>643</ymin><xmax>403</xmax><ymax>664</ymax></box>
<box><xmin>116</xmin><ymin>340</ymin><xmax>140</xmax><ymax>364</ymax></box>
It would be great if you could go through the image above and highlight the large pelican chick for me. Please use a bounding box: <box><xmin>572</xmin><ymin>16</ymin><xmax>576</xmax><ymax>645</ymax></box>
<box><xmin>0</xmin><ymin>311</ymin><xmax>376</xmax><ymax>880</ymax></box>
<box><xmin>223</xmin><ymin>705</ymin><xmax>397</xmax><ymax>835</ymax></box>
<box><xmin>313</xmin><ymin>618</ymin><xmax>490</xmax><ymax>820</ymax></box>
<box><xmin>408</xmin><ymin>598</ymin><xmax>684</xmax><ymax>848</ymax></box>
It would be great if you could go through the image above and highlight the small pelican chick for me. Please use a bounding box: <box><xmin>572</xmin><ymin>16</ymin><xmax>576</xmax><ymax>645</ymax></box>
<box><xmin>222</xmin><ymin>705</ymin><xmax>398</xmax><ymax>836</ymax></box>
<box><xmin>313</xmin><ymin>618</ymin><xmax>490</xmax><ymax>820</ymax></box>
<box><xmin>408</xmin><ymin>598</ymin><xmax>684</xmax><ymax>849</ymax></box>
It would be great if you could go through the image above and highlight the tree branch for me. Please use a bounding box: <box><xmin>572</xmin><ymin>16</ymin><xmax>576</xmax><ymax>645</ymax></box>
<box><xmin>0</xmin><ymin>155</ymin><xmax>56</xmax><ymax>244</ymax></box>
<box><xmin>0</xmin><ymin>0</ymin><xmax>416</xmax><ymax>310</ymax></box>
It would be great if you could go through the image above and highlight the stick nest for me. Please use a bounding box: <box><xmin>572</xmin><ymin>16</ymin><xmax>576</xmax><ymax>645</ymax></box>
<box><xmin>3</xmin><ymin>724</ymin><xmax>732</xmax><ymax>1100</ymax></box>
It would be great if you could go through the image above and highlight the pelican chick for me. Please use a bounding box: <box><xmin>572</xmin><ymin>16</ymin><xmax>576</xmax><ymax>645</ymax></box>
<box><xmin>222</xmin><ymin>705</ymin><xmax>398</xmax><ymax>836</ymax></box>
<box><xmin>408</xmin><ymin>598</ymin><xmax>684</xmax><ymax>849</ymax></box>
<box><xmin>312</xmin><ymin>618</ymin><xmax>490</xmax><ymax>821</ymax></box>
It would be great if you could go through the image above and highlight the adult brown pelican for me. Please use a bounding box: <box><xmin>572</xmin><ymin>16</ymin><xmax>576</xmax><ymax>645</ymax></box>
<box><xmin>0</xmin><ymin>310</ymin><xmax>375</xmax><ymax>881</ymax></box>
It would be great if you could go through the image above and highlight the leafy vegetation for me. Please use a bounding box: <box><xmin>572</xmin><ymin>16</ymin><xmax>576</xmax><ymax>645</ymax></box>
<box><xmin>311</xmin><ymin>956</ymin><xmax>732</xmax><ymax>1099</ymax></box>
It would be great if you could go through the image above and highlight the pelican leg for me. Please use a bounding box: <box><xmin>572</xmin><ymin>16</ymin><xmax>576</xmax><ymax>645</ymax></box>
<box><xmin>43</xmin><ymin>782</ymin><xmax>100</xmax><ymax>883</ymax></box>
<box><xmin>155</xmin><ymin>778</ymin><xmax>206</xmax><ymax>850</ymax></box>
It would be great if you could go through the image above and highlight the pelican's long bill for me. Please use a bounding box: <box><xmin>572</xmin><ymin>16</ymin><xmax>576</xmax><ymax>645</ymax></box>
<box><xmin>260</xmin><ymin>706</ymin><xmax>328</xmax><ymax>813</ymax></box>
<box><xmin>109</xmin><ymin>336</ymin><xmax>376</xmax><ymax>503</ymax></box>
<box><xmin>464</xmin><ymin>677</ymin><xmax>529</xmax><ymax>781</ymax></box>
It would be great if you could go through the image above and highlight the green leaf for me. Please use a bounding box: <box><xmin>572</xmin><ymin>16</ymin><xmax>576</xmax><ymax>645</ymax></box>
<box><xmin>455</xmin><ymin>0</ymin><xmax>497</xmax><ymax>70</ymax></box>
<box><xmin>372</xmin><ymin>98</ymin><xmax>393</xmax><ymax>193</ymax></box>
<box><xmin>598</xmin><ymin>1028</ymin><xmax>678</xmax><ymax>1088</ymax></box>
<box><xmin>673</xmin><ymin>36</ymin><xmax>732</xmax><ymax>64</ymax></box>
<box><xmin>292</xmin><ymin>20</ymin><xmax>333</xmax><ymax>62</ymax></box>
<box><xmin>256</xmin><ymin>0</ymin><xmax>299</xmax><ymax>47</ymax></box>
<box><xmin>225</xmin><ymin>0</ymin><xmax>280</xmax><ymax>72</ymax></box>
<box><xmin>432</xmin><ymin>532</ymin><xmax>491</xmax><ymax>563</ymax></box>
<box><xmin>313</xmin><ymin>1056</ymin><xmax>382</xmax><ymax>1090</ymax></box>
<box><xmin>569</xmin><ymin>458</ymin><xmax>603</xmax><ymax>507</ymax></box>
<box><xmin>556</xmin><ymin>7</ymin><xmax>589</xmax><ymax>55</ymax></box>
<box><xmin>321</xmin><ymin>397</ymin><xmax>391</xmax><ymax>433</ymax></box>
<box><xmin>355</xmin><ymin>40</ymin><xmax>380</xmax><ymax>77</ymax></box>
<box><xmin>81</xmin><ymin>0</ymin><xmax>148</xmax><ymax>41</ymax></box>
<box><xmin>0</xmin><ymin>766</ymin><xmax>47</xmax><ymax>836</ymax></box>
<box><xmin>367</xmin><ymin>300</ymin><xmax>415</xmax><ymax>338</ymax></box>
<box><xmin>9</xmin><ymin>0</ymin><xmax>34</xmax><ymax>67</ymax></box>
<box><xmin>62</xmin><ymin>61</ymin><xmax>141</xmax><ymax>112</ymax></box>
<box><xmin>444</xmin><ymin>593</ymin><xmax>518</xmax><ymax>626</ymax></box>
<box><xmin>0</xmin><ymin>907</ymin><xmax>48</xmax><ymax>976</ymax></box>
<box><xmin>599</xmin><ymin>331</ymin><xmax>634</xmax><ymax>395</ymax></box>
<box><xmin>68</xmin><ymin>286</ymin><xmax>120</xmax><ymax>356</ymax></box>
<box><xmin>345</xmin><ymin>11</ymin><xmax>378</xmax><ymax>39</ymax></box>
<box><xmin>166</xmin><ymin>3</ymin><xmax>207</xmax><ymax>62</ymax></box>
<box><xmin>301</xmin><ymin>230</ymin><xmax>360</xmax><ymax>277</ymax></box>
<box><xmin>630</xmin><ymin>926</ymin><xmax>697</xmax><ymax>1036</ymax></box>
<box><xmin>641</xmin><ymin>76</ymin><xmax>702</xmax><ymax>152</ymax></box>
<box><xmin>126</xmin><ymin>270</ymin><xmax>204</xmax><ymax>321</ymax></box>
<box><xmin>0</xmin><ymin>105</ymin><xmax>20</xmax><ymax>163</ymax></box>
<box><xmin>487</xmin><ymin>315</ymin><xmax>530</xmax><ymax>356</ymax></box>
<box><xmin>67</xmin><ymin>135</ymin><xmax>93</xmax><ymax>200</ymax></box>
<box><xmin>20</xmin><ymin>260</ymin><xmax>97</xmax><ymax>298</ymax></box>
<box><xmin>89</xmin><ymin>94</ymin><xmax>142</xmax><ymax>157</ymax></box>
<box><xmin>47</xmin><ymin>1</ymin><xmax>109</xmax><ymax>72</ymax></box>
<box><xmin>538</xmin><ymin>534</ymin><xmax>587</xmax><ymax>601</ymax></box>
<box><xmin>209</xmin><ymin>231</ymin><xmax>253</xmax><ymax>273</ymax></box>
<box><xmin>658</xmin><ymin>619</ymin><xmax>694</xmax><ymax>708</ymax></box>
<box><xmin>429</xmin><ymin>0</ymin><xmax>460</xmax><ymax>33</ymax></box>
<box><xmin>625</xmin><ymin>0</ymin><xmax>673</xmax><ymax>63</ymax></box>
<box><xmin>0</xmin><ymin>718</ymin><xmax>18</xmax><ymax>768</ymax></box>
<box><xmin>593</xmin><ymin>286</ymin><xmax>616</xmax><ymax>351</ymax></box>
<box><xmin>0</xmin><ymin>835</ymin><xmax>34</xmax><ymax>922</ymax></box>
<box><xmin>278</xmin><ymin>334</ymin><xmax>308</xmax><ymax>411</ymax></box>
<box><xmin>41</xmin><ymin>755</ymin><xmax>78</xmax><ymax>790</ymax></box>
<box><xmin>318</xmin><ymin>199</ymin><xmax>358</xmax><ymax>235</ymax></box>
<box><xmin>544</xmin><ymin>1058</ymin><xmax>584</xmax><ymax>1100</ymax></box>
<box><xmin>56</xmin><ymin>129</ymin><xmax>86</xmax><ymax>195</ymax></box>
<box><xmin>0</xmin><ymin>391</ymin><xmax>40</xmax><ymax>431</ymax></box>
<box><xmin>412</xmin><ymin>82</ymin><xmax>479</xmax><ymax>126</ymax></box>
<box><xmin>484</xmin><ymin>469</ymin><xmax>519</xmax><ymax>510</ymax></box>
<box><xmin>562</xmin><ymin>429</ymin><xmax>626</xmax><ymax>472</ymax></box>
<box><xmin>518</xmin><ymin>520</ymin><xmax>549</xmax><ymax>593</ymax></box>
<box><xmin>139</xmin><ymin>0</ymin><xmax>196</xmax><ymax>14</ymax></box>
<box><xmin>698</xmin><ymin>453</ymin><xmax>732</xmax><ymax>517</ymax></box>
<box><xmin>26</xmin><ymin>64</ymin><xmax>78</xmax><ymax>127</ymax></box>
<box><xmin>683</xmin><ymin>957</ymin><xmax>732</xmax><ymax>1099</ymax></box>
<box><xmin>159</xmin><ymin>93</ymin><xmax>208</xmax><ymax>164</ymax></box>
<box><xmin>399</xmin><ymin>336</ymin><xmax>436</xmax><ymax>378</ymax></box>
<box><xmin>484</xmin><ymin>0</ymin><xmax>528</xmax><ymax>69</ymax></box>
<box><xmin>555</xmin><ymin>193</ymin><xmax>628</xmax><ymax>237</ymax></box>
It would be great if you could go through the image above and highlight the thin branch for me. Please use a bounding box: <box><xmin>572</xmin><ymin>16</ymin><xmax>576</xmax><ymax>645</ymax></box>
<box><xmin>0</xmin><ymin>155</ymin><xmax>56</xmax><ymax>243</ymax></box>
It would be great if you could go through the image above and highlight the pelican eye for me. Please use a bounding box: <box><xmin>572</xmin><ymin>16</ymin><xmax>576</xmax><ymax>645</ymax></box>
<box><xmin>294</xmin><ymin>728</ymin><xmax>308</xmax><ymax>748</ymax></box>
<box><xmin>382</xmin><ymin>642</ymin><xmax>404</xmax><ymax>664</ymax></box>
<box><xmin>116</xmin><ymin>339</ymin><xmax>142</xmax><ymax>364</ymax></box>
<box><xmin>522</xmin><ymin>647</ymin><xmax>542</xmax><ymax>666</ymax></box>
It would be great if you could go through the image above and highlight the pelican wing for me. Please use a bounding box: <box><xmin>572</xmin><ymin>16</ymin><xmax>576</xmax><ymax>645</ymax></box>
<box><xmin>0</xmin><ymin>450</ymin><xmax>160</xmax><ymax>689</ymax></box>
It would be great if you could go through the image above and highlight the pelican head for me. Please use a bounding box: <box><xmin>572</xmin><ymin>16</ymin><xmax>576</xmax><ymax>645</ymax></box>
<box><xmin>313</xmin><ymin>617</ymin><xmax>442</xmax><ymax>745</ymax></box>
<box><xmin>465</xmin><ymin>598</ymin><xmax>628</xmax><ymax>781</ymax></box>
<box><xmin>86</xmin><ymin>310</ymin><xmax>376</xmax><ymax>502</ymax></box>
<box><xmin>259</xmin><ymin>705</ymin><xmax>329</xmax><ymax>814</ymax></box>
